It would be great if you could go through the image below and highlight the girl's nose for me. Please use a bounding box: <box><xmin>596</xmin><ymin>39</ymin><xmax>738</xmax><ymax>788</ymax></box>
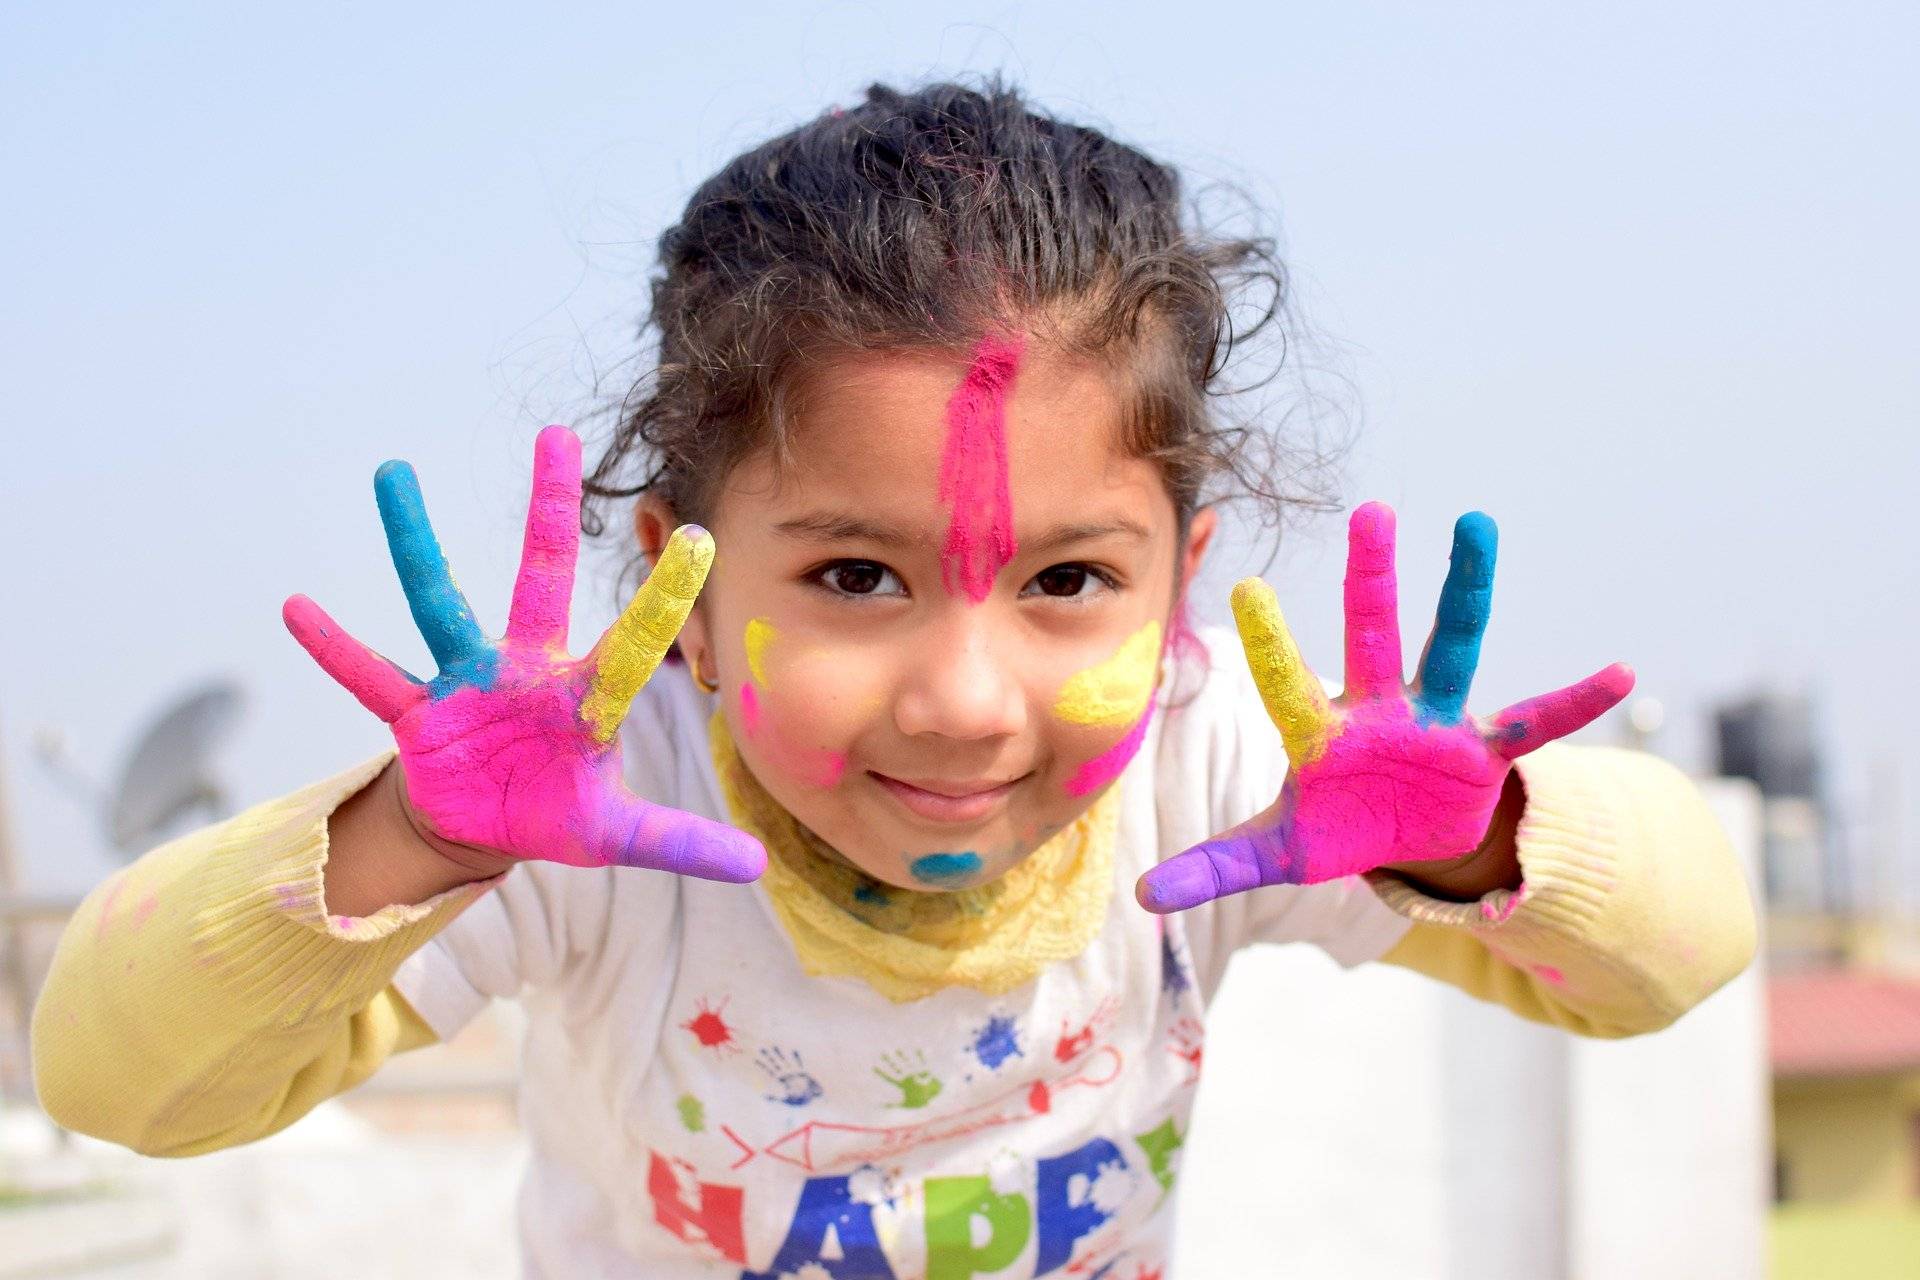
<box><xmin>892</xmin><ymin>617</ymin><xmax>1028</xmax><ymax>742</ymax></box>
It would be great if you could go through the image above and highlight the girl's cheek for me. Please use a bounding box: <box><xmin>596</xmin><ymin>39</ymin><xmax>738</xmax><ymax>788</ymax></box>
<box><xmin>1052</xmin><ymin>620</ymin><xmax>1160</xmax><ymax>728</ymax></box>
<box><xmin>1058</xmin><ymin>701</ymin><xmax>1156</xmax><ymax>797</ymax></box>
<box><xmin>1049</xmin><ymin>620</ymin><xmax>1163</xmax><ymax>797</ymax></box>
<box><xmin>730</xmin><ymin>617</ymin><xmax>883</xmax><ymax>788</ymax></box>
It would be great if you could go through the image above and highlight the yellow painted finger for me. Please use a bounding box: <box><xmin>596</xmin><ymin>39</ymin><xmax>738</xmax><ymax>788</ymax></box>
<box><xmin>581</xmin><ymin>525</ymin><xmax>714</xmax><ymax>742</ymax></box>
<box><xmin>1231</xmin><ymin>577</ymin><xmax>1334</xmax><ymax>768</ymax></box>
<box><xmin>1054</xmin><ymin>620</ymin><xmax>1162</xmax><ymax>726</ymax></box>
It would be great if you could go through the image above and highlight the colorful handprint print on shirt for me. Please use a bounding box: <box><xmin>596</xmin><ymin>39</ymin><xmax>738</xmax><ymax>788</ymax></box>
<box><xmin>1138</xmin><ymin>502</ymin><xmax>1633</xmax><ymax>912</ymax></box>
<box><xmin>283</xmin><ymin>425</ymin><xmax>765</xmax><ymax>882</ymax></box>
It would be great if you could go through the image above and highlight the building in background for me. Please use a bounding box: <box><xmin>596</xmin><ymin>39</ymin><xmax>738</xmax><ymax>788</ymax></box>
<box><xmin>1716</xmin><ymin>691</ymin><xmax>1844</xmax><ymax>964</ymax></box>
<box><xmin>1716</xmin><ymin>689</ymin><xmax>1920</xmax><ymax>1276</ymax></box>
<box><xmin>1177</xmin><ymin>770</ymin><xmax>1771</xmax><ymax>1279</ymax></box>
<box><xmin>1770</xmin><ymin>970</ymin><xmax>1920</xmax><ymax>1274</ymax></box>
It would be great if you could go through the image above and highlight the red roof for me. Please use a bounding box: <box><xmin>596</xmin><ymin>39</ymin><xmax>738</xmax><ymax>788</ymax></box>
<box><xmin>1770</xmin><ymin>970</ymin><xmax>1920</xmax><ymax>1077</ymax></box>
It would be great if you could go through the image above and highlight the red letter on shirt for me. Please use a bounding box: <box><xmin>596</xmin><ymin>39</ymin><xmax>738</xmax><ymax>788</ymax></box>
<box><xmin>647</xmin><ymin>1151</ymin><xmax>747</xmax><ymax>1265</ymax></box>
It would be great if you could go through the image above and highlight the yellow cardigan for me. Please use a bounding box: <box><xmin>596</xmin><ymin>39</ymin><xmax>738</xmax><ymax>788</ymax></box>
<box><xmin>29</xmin><ymin>742</ymin><xmax>1755</xmax><ymax>1158</ymax></box>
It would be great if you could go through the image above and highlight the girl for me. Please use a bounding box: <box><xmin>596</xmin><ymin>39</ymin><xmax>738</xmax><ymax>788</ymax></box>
<box><xmin>31</xmin><ymin>81</ymin><xmax>1754</xmax><ymax>1279</ymax></box>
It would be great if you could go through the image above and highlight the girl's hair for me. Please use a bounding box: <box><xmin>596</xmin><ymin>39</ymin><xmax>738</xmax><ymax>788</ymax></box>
<box><xmin>581</xmin><ymin>77</ymin><xmax>1345</xmax><ymax>603</ymax></box>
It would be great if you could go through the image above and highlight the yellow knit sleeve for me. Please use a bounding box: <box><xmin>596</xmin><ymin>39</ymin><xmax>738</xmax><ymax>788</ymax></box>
<box><xmin>1364</xmin><ymin>742</ymin><xmax>1757</xmax><ymax>1039</ymax></box>
<box><xmin>29</xmin><ymin>751</ymin><xmax>505</xmax><ymax>1157</ymax></box>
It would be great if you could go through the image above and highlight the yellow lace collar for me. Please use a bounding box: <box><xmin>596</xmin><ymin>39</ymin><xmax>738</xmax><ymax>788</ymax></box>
<box><xmin>708</xmin><ymin>711</ymin><xmax>1118</xmax><ymax>1003</ymax></box>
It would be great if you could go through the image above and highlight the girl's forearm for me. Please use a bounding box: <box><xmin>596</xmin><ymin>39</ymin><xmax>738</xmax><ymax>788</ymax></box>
<box><xmin>1372</xmin><ymin>742</ymin><xmax>1758</xmax><ymax>1038</ymax></box>
<box><xmin>32</xmin><ymin>755</ymin><xmax>497</xmax><ymax>1155</ymax></box>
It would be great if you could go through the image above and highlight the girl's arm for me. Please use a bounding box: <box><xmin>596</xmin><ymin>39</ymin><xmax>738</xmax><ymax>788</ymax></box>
<box><xmin>1145</xmin><ymin>503</ymin><xmax>1757</xmax><ymax>1035</ymax></box>
<box><xmin>32</xmin><ymin>425</ymin><xmax>764</xmax><ymax>1155</ymax></box>
<box><xmin>31</xmin><ymin>752</ymin><xmax>498</xmax><ymax>1157</ymax></box>
<box><xmin>1366</xmin><ymin>740</ymin><xmax>1757</xmax><ymax>1038</ymax></box>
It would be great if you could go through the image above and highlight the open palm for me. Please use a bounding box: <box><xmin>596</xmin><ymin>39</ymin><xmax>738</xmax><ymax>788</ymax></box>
<box><xmin>282</xmin><ymin>425</ymin><xmax>764</xmax><ymax>882</ymax></box>
<box><xmin>1138</xmin><ymin>502</ymin><xmax>1631</xmax><ymax>912</ymax></box>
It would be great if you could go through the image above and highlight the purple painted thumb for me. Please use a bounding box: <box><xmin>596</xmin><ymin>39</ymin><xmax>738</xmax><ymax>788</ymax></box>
<box><xmin>1136</xmin><ymin>827</ymin><xmax>1283</xmax><ymax>913</ymax></box>
<box><xmin>596</xmin><ymin>792</ymin><xmax>767</xmax><ymax>883</ymax></box>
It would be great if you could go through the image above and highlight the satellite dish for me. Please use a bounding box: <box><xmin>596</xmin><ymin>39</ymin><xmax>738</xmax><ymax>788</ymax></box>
<box><xmin>106</xmin><ymin>682</ymin><xmax>245</xmax><ymax>858</ymax></box>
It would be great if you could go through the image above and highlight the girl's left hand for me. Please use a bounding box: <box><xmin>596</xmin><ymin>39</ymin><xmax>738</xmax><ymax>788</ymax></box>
<box><xmin>1137</xmin><ymin>501</ymin><xmax>1634</xmax><ymax>913</ymax></box>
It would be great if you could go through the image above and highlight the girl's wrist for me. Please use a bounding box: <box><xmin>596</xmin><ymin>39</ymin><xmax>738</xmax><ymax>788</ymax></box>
<box><xmin>322</xmin><ymin>761</ymin><xmax>514</xmax><ymax>919</ymax></box>
<box><xmin>384</xmin><ymin>762</ymin><xmax>519</xmax><ymax>880</ymax></box>
<box><xmin>1377</xmin><ymin>769</ymin><xmax>1526</xmax><ymax>903</ymax></box>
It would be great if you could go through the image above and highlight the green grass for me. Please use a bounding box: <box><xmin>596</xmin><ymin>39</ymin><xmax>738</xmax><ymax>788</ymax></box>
<box><xmin>0</xmin><ymin>1176</ymin><xmax>127</xmax><ymax>1210</ymax></box>
<box><xmin>1773</xmin><ymin>1204</ymin><xmax>1920</xmax><ymax>1279</ymax></box>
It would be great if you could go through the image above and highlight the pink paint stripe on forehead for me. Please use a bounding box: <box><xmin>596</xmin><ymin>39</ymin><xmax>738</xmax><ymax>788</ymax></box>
<box><xmin>937</xmin><ymin>335</ymin><xmax>1024</xmax><ymax>602</ymax></box>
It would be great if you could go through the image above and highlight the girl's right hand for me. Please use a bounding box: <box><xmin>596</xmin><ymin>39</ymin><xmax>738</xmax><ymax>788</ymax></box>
<box><xmin>282</xmin><ymin>425</ymin><xmax>766</xmax><ymax>884</ymax></box>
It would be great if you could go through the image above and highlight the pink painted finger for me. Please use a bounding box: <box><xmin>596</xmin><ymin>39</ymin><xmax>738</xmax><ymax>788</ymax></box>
<box><xmin>505</xmin><ymin>425</ymin><xmax>582</xmax><ymax>649</ymax></box>
<box><xmin>1136</xmin><ymin>821</ymin><xmax>1293</xmax><ymax>913</ymax></box>
<box><xmin>283</xmin><ymin>594</ymin><xmax>424</xmax><ymax>724</ymax></box>
<box><xmin>1487</xmin><ymin>662</ymin><xmax>1636</xmax><ymax>759</ymax></box>
<box><xmin>591</xmin><ymin>788</ymin><xmax>767</xmax><ymax>882</ymax></box>
<box><xmin>1343</xmin><ymin>502</ymin><xmax>1404</xmax><ymax>697</ymax></box>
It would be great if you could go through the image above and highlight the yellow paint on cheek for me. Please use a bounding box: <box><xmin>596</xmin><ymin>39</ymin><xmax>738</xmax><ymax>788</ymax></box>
<box><xmin>1053</xmin><ymin>620</ymin><xmax>1162</xmax><ymax>727</ymax></box>
<box><xmin>745</xmin><ymin>617</ymin><xmax>777</xmax><ymax>687</ymax></box>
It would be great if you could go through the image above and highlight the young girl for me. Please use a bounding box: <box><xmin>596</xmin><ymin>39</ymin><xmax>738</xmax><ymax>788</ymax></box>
<box><xmin>31</xmin><ymin>81</ymin><xmax>1754</xmax><ymax>1279</ymax></box>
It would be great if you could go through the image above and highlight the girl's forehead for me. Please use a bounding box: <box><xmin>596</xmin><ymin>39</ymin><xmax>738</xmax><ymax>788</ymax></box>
<box><xmin>777</xmin><ymin>345</ymin><xmax>1144</xmax><ymax>488</ymax></box>
<box><xmin>715</xmin><ymin>340</ymin><xmax>1179</xmax><ymax>568</ymax></box>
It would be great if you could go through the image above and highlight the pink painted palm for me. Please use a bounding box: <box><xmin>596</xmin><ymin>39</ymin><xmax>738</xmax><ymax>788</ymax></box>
<box><xmin>1137</xmin><ymin>502</ymin><xmax>1632</xmax><ymax>913</ymax></box>
<box><xmin>282</xmin><ymin>425</ymin><xmax>765</xmax><ymax>882</ymax></box>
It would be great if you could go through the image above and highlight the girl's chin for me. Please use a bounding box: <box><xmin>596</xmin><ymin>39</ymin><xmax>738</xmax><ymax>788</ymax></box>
<box><xmin>826</xmin><ymin>824</ymin><xmax>1023</xmax><ymax>892</ymax></box>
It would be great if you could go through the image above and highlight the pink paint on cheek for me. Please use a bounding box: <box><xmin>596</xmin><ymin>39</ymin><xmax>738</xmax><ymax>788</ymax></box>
<box><xmin>1530</xmin><ymin>962</ymin><xmax>1566</xmax><ymax>986</ymax></box>
<box><xmin>811</xmin><ymin>750</ymin><xmax>849</xmax><ymax>789</ymax></box>
<box><xmin>131</xmin><ymin>891</ymin><xmax>159</xmax><ymax>928</ymax></box>
<box><xmin>739</xmin><ymin>682</ymin><xmax>762</xmax><ymax>738</ymax></box>
<box><xmin>1065</xmin><ymin>701</ymin><xmax>1155</xmax><ymax>797</ymax></box>
<box><xmin>738</xmin><ymin>679</ymin><xmax>845</xmax><ymax>788</ymax></box>
<box><xmin>937</xmin><ymin>335</ymin><xmax>1023</xmax><ymax>602</ymax></box>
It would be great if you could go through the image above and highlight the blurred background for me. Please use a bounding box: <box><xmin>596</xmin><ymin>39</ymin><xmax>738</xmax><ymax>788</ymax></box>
<box><xmin>2</xmin><ymin>2</ymin><xmax>1914</xmax><ymax>1276</ymax></box>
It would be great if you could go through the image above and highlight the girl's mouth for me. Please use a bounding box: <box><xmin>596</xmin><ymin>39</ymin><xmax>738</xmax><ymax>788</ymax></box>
<box><xmin>867</xmin><ymin>771</ymin><xmax>1025</xmax><ymax>823</ymax></box>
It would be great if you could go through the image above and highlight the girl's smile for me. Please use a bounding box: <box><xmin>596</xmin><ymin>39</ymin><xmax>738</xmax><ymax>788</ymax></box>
<box><xmin>640</xmin><ymin>337</ymin><xmax>1216</xmax><ymax>892</ymax></box>
<box><xmin>866</xmin><ymin>768</ymin><xmax>1032</xmax><ymax>824</ymax></box>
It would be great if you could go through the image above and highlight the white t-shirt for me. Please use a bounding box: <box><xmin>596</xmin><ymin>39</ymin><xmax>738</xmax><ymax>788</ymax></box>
<box><xmin>391</xmin><ymin>625</ymin><xmax>1412</xmax><ymax>1279</ymax></box>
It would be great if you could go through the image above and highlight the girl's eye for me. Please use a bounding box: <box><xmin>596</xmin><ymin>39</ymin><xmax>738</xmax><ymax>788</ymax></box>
<box><xmin>814</xmin><ymin>560</ymin><xmax>906</xmax><ymax>598</ymax></box>
<box><xmin>1022</xmin><ymin>563</ymin><xmax>1118</xmax><ymax>600</ymax></box>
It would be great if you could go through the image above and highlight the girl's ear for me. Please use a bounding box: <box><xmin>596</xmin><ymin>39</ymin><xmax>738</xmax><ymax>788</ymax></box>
<box><xmin>634</xmin><ymin>498</ymin><xmax>715</xmax><ymax>670</ymax></box>
<box><xmin>1180</xmin><ymin>506</ymin><xmax>1218</xmax><ymax>586</ymax></box>
<box><xmin>633</xmin><ymin>498</ymin><xmax>676</xmax><ymax>562</ymax></box>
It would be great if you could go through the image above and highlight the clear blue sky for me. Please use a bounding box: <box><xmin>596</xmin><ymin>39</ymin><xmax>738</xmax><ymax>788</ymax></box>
<box><xmin>5</xmin><ymin>3</ymin><xmax>1914</xmax><ymax>899</ymax></box>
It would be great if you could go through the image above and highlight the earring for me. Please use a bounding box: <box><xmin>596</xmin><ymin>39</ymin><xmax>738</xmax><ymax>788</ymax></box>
<box><xmin>692</xmin><ymin>650</ymin><xmax>721</xmax><ymax>695</ymax></box>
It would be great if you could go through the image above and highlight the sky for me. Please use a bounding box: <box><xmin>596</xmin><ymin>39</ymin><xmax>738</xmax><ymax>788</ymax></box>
<box><xmin>3</xmin><ymin>2</ymin><xmax>1914</xmax><ymax>900</ymax></box>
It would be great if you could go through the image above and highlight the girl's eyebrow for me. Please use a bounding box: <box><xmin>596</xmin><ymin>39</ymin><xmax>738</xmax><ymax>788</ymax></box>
<box><xmin>1023</xmin><ymin>519</ymin><xmax>1152</xmax><ymax>556</ymax></box>
<box><xmin>773</xmin><ymin>512</ymin><xmax>1149</xmax><ymax>554</ymax></box>
<box><xmin>774</xmin><ymin>512</ymin><xmax>916</xmax><ymax>546</ymax></box>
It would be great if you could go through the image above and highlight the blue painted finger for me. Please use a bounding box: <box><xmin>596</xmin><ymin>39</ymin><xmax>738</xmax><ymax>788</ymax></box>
<box><xmin>1415</xmin><ymin>511</ymin><xmax>1498</xmax><ymax>725</ymax></box>
<box><xmin>374</xmin><ymin>460</ymin><xmax>490</xmax><ymax>671</ymax></box>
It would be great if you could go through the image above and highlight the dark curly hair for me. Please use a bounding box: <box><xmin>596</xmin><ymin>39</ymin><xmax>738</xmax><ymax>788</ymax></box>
<box><xmin>579</xmin><ymin>77</ymin><xmax>1347</xmax><ymax>608</ymax></box>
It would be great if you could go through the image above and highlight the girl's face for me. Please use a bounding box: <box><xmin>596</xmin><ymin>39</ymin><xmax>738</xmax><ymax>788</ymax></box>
<box><xmin>640</xmin><ymin>339</ymin><xmax>1215</xmax><ymax>892</ymax></box>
